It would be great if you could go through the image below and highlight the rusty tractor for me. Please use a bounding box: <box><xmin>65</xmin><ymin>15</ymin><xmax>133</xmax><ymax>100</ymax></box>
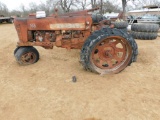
<box><xmin>14</xmin><ymin>8</ymin><xmax>138</xmax><ymax>74</ymax></box>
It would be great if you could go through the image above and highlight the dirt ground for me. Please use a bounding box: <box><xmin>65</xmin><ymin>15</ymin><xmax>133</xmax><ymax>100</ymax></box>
<box><xmin>0</xmin><ymin>24</ymin><xmax>160</xmax><ymax>120</ymax></box>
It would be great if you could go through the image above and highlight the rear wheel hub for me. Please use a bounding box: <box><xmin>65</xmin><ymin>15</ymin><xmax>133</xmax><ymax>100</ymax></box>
<box><xmin>92</xmin><ymin>36</ymin><xmax>129</xmax><ymax>70</ymax></box>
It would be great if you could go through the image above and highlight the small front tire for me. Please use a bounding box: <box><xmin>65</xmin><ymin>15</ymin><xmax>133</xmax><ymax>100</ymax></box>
<box><xmin>14</xmin><ymin>46</ymin><xmax>39</xmax><ymax>65</ymax></box>
<box><xmin>14</xmin><ymin>47</ymin><xmax>20</xmax><ymax>55</ymax></box>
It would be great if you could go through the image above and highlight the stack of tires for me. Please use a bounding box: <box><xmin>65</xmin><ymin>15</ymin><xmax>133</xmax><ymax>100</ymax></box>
<box><xmin>130</xmin><ymin>23</ymin><xmax>159</xmax><ymax>40</ymax></box>
<box><xmin>112</xmin><ymin>21</ymin><xmax>128</xmax><ymax>32</ymax></box>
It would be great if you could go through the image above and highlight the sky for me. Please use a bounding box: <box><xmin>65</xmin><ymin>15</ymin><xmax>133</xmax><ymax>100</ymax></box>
<box><xmin>0</xmin><ymin>0</ymin><xmax>45</xmax><ymax>11</ymax></box>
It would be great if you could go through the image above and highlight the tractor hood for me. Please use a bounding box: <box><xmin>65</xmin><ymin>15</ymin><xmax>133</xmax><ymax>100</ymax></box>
<box><xmin>14</xmin><ymin>15</ymin><xmax>92</xmax><ymax>31</ymax></box>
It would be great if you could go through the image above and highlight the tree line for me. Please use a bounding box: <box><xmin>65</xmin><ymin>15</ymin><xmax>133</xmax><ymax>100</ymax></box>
<box><xmin>0</xmin><ymin>0</ymin><xmax>160</xmax><ymax>17</ymax></box>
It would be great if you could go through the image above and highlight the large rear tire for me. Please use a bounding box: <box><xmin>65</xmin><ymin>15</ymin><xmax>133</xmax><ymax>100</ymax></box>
<box><xmin>130</xmin><ymin>31</ymin><xmax>157</xmax><ymax>40</ymax></box>
<box><xmin>128</xmin><ymin>34</ymin><xmax>138</xmax><ymax>63</ymax></box>
<box><xmin>131</xmin><ymin>23</ymin><xmax>159</xmax><ymax>32</ymax></box>
<box><xmin>112</xmin><ymin>21</ymin><xmax>128</xmax><ymax>29</ymax></box>
<box><xmin>14</xmin><ymin>46</ymin><xmax>39</xmax><ymax>65</ymax></box>
<box><xmin>80</xmin><ymin>28</ymin><xmax>138</xmax><ymax>74</ymax></box>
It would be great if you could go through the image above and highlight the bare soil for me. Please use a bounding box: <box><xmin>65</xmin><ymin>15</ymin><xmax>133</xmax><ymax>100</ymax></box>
<box><xmin>0</xmin><ymin>24</ymin><xmax>160</xmax><ymax>120</ymax></box>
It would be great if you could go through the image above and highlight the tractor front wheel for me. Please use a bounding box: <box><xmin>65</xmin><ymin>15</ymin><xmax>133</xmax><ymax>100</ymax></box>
<box><xmin>14</xmin><ymin>46</ymin><xmax>39</xmax><ymax>65</ymax></box>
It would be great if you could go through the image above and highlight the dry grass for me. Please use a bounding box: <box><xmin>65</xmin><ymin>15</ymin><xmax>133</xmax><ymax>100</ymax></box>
<box><xmin>0</xmin><ymin>24</ymin><xmax>160</xmax><ymax>120</ymax></box>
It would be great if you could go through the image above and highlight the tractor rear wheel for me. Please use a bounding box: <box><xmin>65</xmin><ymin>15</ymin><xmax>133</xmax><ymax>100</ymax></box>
<box><xmin>80</xmin><ymin>28</ymin><xmax>137</xmax><ymax>74</ymax></box>
<box><xmin>14</xmin><ymin>46</ymin><xmax>39</xmax><ymax>65</ymax></box>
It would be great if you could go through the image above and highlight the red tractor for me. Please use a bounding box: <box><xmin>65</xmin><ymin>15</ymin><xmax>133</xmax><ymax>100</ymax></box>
<box><xmin>14</xmin><ymin>8</ymin><xmax>138</xmax><ymax>74</ymax></box>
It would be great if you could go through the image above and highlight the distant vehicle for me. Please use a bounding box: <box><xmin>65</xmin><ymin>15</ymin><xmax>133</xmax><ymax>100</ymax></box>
<box><xmin>128</xmin><ymin>5</ymin><xmax>160</xmax><ymax>16</ymax></box>
<box><xmin>127</xmin><ymin>5</ymin><xmax>160</xmax><ymax>25</ymax></box>
<box><xmin>0</xmin><ymin>15</ymin><xmax>14</xmax><ymax>24</ymax></box>
<box><xmin>137</xmin><ymin>14</ymin><xmax>160</xmax><ymax>25</ymax></box>
<box><xmin>127</xmin><ymin>14</ymin><xmax>160</xmax><ymax>25</ymax></box>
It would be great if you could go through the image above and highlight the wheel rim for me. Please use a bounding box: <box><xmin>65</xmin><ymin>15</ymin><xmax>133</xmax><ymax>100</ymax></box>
<box><xmin>91</xmin><ymin>36</ymin><xmax>132</xmax><ymax>73</ymax></box>
<box><xmin>20</xmin><ymin>52</ymin><xmax>36</xmax><ymax>64</ymax></box>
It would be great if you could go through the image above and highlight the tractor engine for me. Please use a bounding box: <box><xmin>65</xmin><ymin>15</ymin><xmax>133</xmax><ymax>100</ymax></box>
<box><xmin>31</xmin><ymin>30</ymin><xmax>83</xmax><ymax>42</ymax></box>
<box><xmin>27</xmin><ymin>30</ymin><xmax>86</xmax><ymax>49</ymax></box>
<box><xmin>31</xmin><ymin>31</ymin><xmax>56</xmax><ymax>42</ymax></box>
